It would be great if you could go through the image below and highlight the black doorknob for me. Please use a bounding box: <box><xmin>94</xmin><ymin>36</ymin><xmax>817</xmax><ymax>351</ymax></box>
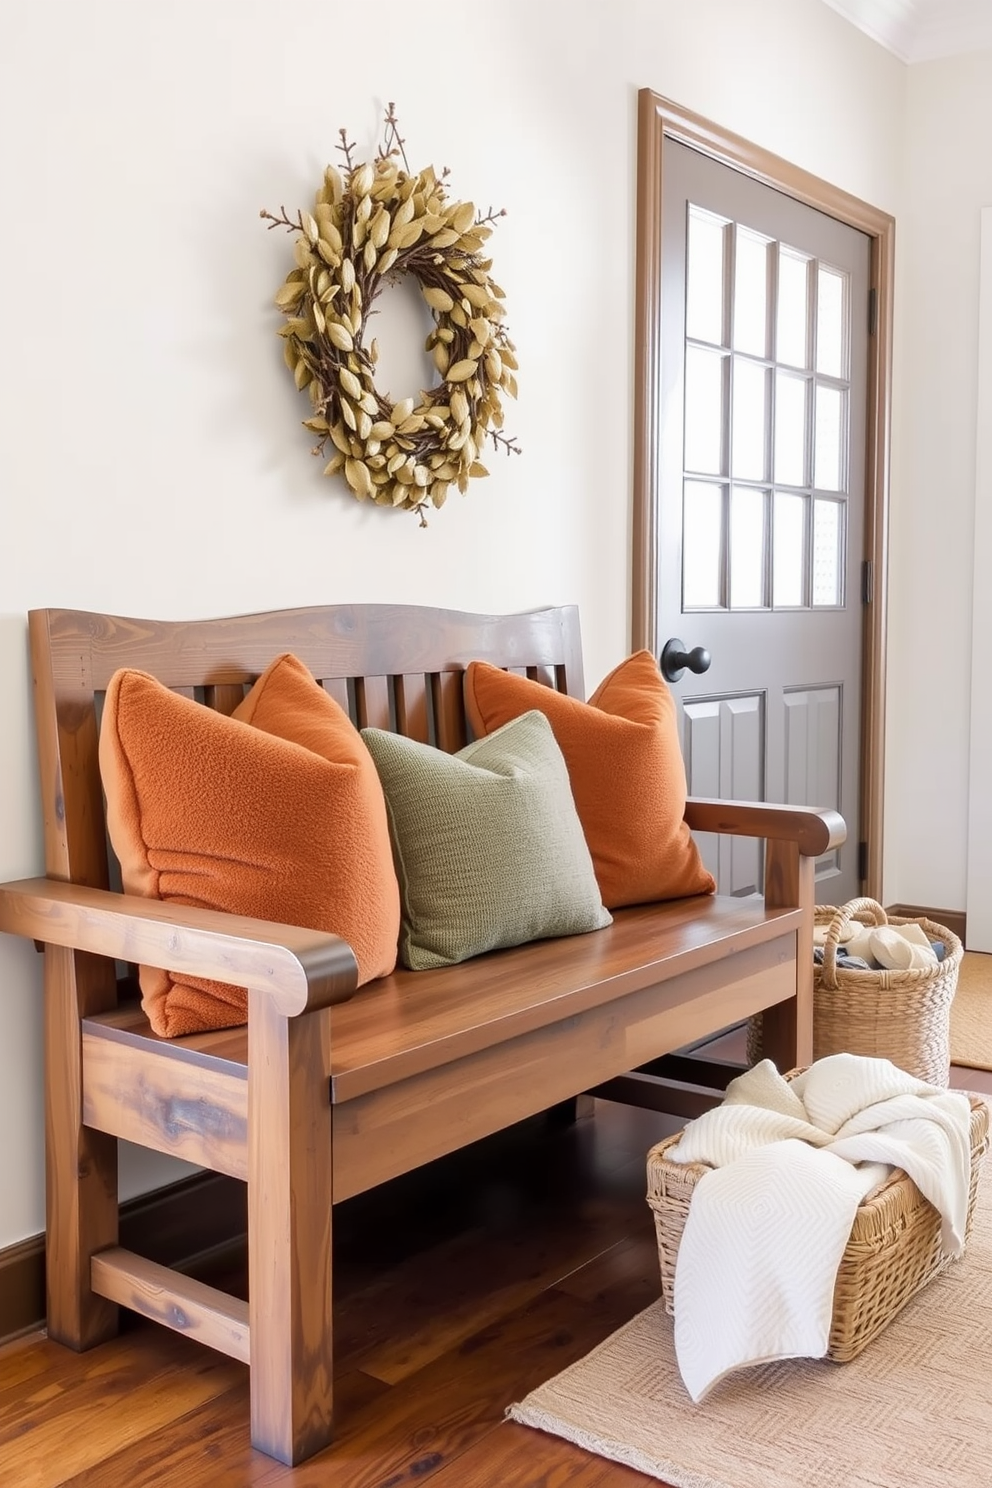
<box><xmin>660</xmin><ymin>638</ymin><xmax>711</xmax><ymax>684</ymax></box>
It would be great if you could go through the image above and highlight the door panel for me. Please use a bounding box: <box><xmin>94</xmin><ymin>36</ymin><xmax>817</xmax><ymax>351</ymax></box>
<box><xmin>660</xmin><ymin>140</ymin><xmax>870</xmax><ymax>902</ymax></box>
<box><xmin>683</xmin><ymin>693</ymin><xmax>764</xmax><ymax>897</ymax></box>
<box><xmin>783</xmin><ymin>686</ymin><xmax>843</xmax><ymax>883</ymax></box>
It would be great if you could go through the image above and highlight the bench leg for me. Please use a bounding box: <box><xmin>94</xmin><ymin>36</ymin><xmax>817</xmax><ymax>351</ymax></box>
<box><xmin>546</xmin><ymin>1094</ymin><xmax>596</xmax><ymax>1127</ymax></box>
<box><xmin>761</xmin><ymin>840</ymin><xmax>815</xmax><ymax>1071</ymax></box>
<box><xmin>247</xmin><ymin>994</ymin><xmax>334</xmax><ymax>1466</ymax></box>
<box><xmin>44</xmin><ymin>946</ymin><xmax>119</xmax><ymax>1348</ymax></box>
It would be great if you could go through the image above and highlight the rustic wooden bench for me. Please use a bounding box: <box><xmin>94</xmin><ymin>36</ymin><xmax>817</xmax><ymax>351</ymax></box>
<box><xmin>0</xmin><ymin>603</ymin><xmax>843</xmax><ymax>1465</ymax></box>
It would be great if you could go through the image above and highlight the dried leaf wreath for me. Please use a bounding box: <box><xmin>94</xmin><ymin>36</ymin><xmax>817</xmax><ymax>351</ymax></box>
<box><xmin>261</xmin><ymin>105</ymin><xmax>520</xmax><ymax>525</ymax></box>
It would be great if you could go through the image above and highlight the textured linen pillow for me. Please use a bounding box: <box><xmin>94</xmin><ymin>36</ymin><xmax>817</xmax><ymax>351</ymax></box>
<box><xmin>360</xmin><ymin>710</ymin><xmax>612</xmax><ymax>971</ymax></box>
<box><xmin>99</xmin><ymin>653</ymin><xmax>400</xmax><ymax>1037</ymax></box>
<box><xmin>463</xmin><ymin>651</ymin><xmax>715</xmax><ymax>909</ymax></box>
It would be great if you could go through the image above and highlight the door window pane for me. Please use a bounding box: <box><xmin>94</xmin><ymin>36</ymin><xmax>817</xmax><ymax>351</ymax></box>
<box><xmin>773</xmin><ymin>492</ymin><xmax>806</xmax><ymax>606</ymax></box>
<box><xmin>731</xmin><ymin>486</ymin><xmax>767</xmax><ymax>608</ymax></box>
<box><xmin>774</xmin><ymin>371</ymin><xmax>807</xmax><ymax>487</ymax></box>
<box><xmin>814</xmin><ymin>384</ymin><xmax>845</xmax><ymax>492</ymax></box>
<box><xmin>673</xmin><ymin>182</ymin><xmax>859</xmax><ymax>628</ymax></box>
<box><xmin>813</xmin><ymin>498</ymin><xmax>843</xmax><ymax>606</ymax></box>
<box><xmin>732</xmin><ymin>358</ymin><xmax>767</xmax><ymax>481</ymax></box>
<box><xmin>816</xmin><ymin>266</ymin><xmax>847</xmax><ymax>378</ymax></box>
<box><xmin>684</xmin><ymin>345</ymin><xmax>726</xmax><ymax>475</ymax></box>
<box><xmin>686</xmin><ymin>206</ymin><xmax>728</xmax><ymax>346</ymax></box>
<box><xmin>683</xmin><ymin>480</ymin><xmax>725</xmax><ymax>608</ymax></box>
<box><xmin>777</xmin><ymin>247</ymin><xmax>810</xmax><ymax>368</ymax></box>
<box><xmin>734</xmin><ymin>227</ymin><xmax>770</xmax><ymax>357</ymax></box>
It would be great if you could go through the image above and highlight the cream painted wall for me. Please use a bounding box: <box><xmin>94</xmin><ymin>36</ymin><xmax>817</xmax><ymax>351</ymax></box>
<box><xmin>884</xmin><ymin>49</ymin><xmax>992</xmax><ymax>911</ymax></box>
<box><xmin>0</xmin><ymin>0</ymin><xmax>905</xmax><ymax>1247</ymax></box>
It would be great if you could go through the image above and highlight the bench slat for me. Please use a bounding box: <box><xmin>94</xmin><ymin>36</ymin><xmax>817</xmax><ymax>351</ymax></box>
<box><xmin>355</xmin><ymin>675</ymin><xmax>391</xmax><ymax>731</ymax></box>
<box><xmin>203</xmin><ymin>683</ymin><xmax>246</xmax><ymax>716</ymax></box>
<box><xmin>394</xmin><ymin>673</ymin><xmax>431</xmax><ymax>744</ymax></box>
<box><xmin>431</xmin><ymin>670</ymin><xmax>468</xmax><ymax>752</ymax></box>
<box><xmin>320</xmin><ymin>676</ymin><xmax>350</xmax><ymax>713</ymax></box>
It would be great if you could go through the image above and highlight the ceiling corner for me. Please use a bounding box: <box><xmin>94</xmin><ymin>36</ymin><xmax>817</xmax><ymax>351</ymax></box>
<box><xmin>820</xmin><ymin>0</ymin><xmax>992</xmax><ymax>64</ymax></box>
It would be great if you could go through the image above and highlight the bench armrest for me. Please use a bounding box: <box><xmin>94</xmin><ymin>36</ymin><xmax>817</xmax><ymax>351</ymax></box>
<box><xmin>683</xmin><ymin>799</ymin><xmax>846</xmax><ymax>858</ymax></box>
<box><xmin>0</xmin><ymin>877</ymin><xmax>359</xmax><ymax>1016</ymax></box>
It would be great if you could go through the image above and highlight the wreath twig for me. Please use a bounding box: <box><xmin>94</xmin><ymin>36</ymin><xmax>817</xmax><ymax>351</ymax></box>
<box><xmin>262</xmin><ymin>105</ymin><xmax>520</xmax><ymax>526</ymax></box>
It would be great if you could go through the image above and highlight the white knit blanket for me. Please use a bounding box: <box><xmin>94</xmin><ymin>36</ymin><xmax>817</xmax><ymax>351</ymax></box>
<box><xmin>668</xmin><ymin>1055</ymin><xmax>972</xmax><ymax>1403</ymax></box>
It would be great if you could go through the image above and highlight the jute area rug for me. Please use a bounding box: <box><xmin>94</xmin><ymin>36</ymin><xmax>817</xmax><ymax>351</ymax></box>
<box><xmin>951</xmin><ymin>950</ymin><xmax>992</xmax><ymax>1071</ymax></box>
<box><xmin>509</xmin><ymin>1167</ymin><xmax>992</xmax><ymax>1488</ymax></box>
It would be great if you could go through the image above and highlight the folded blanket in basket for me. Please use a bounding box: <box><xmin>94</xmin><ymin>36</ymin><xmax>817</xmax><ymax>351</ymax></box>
<box><xmin>668</xmin><ymin>1054</ymin><xmax>972</xmax><ymax>1403</ymax></box>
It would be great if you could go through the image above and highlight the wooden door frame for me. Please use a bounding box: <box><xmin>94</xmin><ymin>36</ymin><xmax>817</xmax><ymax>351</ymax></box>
<box><xmin>632</xmin><ymin>88</ymin><xmax>894</xmax><ymax>900</ymax></box>
<box><xmin>966</xmin><ymin>208</ymin><xmax>992</xmax><ymax>950</ymax></box>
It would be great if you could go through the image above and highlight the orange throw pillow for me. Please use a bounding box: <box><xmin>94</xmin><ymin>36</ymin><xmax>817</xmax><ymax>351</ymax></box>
<box><xmin>463</xmin><ymin>651</ymin><xmax>715</xmax><ymax>909</ymax></box>
<box><xmin>99</xmin><ymin>654</ymin><xmax>400</xmax><ymax>1037</ymax></box>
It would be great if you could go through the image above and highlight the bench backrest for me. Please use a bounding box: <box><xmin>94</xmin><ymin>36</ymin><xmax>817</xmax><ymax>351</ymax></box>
<box><xmin>29</xmin><ymin>603</ymin><xmax>586</xmax><ymax>892</ymax></box>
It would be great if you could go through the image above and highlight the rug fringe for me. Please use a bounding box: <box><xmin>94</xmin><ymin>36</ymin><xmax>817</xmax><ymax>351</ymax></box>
<box><xmin>506</xmin><ymin>1400</ymin><xmax>724</xmax><ymax>1488</ymax></box>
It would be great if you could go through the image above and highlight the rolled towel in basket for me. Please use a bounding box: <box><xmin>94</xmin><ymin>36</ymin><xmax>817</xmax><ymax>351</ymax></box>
<box><xmin>897</xmin><ymin>922</ymin><xmax>938</xmax><ymax>951</ymax></box>
<box><xmin>814</xmin><ymin>922</ymin><xmax>856</xmax><ymax>947</ymax></box>
<box><xmin>869</xmin><ymin>926</ymin><xmax>937</xmax><ymax>971</ymax></box>
<box><xmin>845</xmin><ymin>926</ymin><xmax>875</xmax><ymax>962</ymax></box>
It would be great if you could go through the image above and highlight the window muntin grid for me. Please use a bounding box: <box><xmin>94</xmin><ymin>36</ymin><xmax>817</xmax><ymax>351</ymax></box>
<box><xmin>682</xmin><ymin>204</ymin><xmax>851</xmax><ymax>613</ymax></box>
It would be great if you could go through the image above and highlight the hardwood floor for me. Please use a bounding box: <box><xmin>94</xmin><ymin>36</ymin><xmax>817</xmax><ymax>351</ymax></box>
<box><xmin>4</xmin><ymin>1058</ymin><xmax>992</xmax><ymax>1488</ymax></box>
<box><xmin>1</xmin><ymin>1095</ymin><xmax>682</xmax><ymax>1488</ymax></box>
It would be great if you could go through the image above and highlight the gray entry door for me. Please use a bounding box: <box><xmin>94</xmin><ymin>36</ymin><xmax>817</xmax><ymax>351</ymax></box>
<box><xmin>659</xmin><ymin>141</ymin><xmax>870</xmax><ymax>902</ymax></box>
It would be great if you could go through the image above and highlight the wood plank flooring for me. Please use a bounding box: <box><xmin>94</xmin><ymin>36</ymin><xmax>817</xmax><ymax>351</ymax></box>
<box><xmin>4</xmin><ymin>1056</ymin><xmax>991</xmax><ymax>1488</ymax></box>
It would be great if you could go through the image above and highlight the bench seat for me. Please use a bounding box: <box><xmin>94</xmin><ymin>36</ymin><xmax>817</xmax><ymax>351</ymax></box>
<box><xmin>76</xmin><ymin>895</ymin><xmax>804</xmax><ymax>1202</ymax></box>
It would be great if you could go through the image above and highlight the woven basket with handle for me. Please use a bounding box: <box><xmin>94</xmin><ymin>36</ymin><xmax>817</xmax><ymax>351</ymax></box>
<box><xmin>747</xmin><ymin>897</ymin><xmax>962</xmax><ymax>1087</ymax></box>
<box><xmin>647</xmin><ymin>1080</ymin><xmax>988</xmax><ymax>1363</ymax></box>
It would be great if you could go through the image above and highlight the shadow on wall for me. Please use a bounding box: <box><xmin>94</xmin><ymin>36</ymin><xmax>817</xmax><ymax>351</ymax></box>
<box><xmin>0</xmin><ymin>612</ymin><xmax>44</xmax><ymax>876</ymax></box>
<box><xmin>0</xmin><ymin>610</ymin><xmax>47</xmax><ymax>1246</ymax></box>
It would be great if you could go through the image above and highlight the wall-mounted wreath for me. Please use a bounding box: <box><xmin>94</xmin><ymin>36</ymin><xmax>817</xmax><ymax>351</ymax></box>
<box><xmin>262</xmin><ymin>106</ymin><xmax>520</xmax><ymax>525</ymax></box>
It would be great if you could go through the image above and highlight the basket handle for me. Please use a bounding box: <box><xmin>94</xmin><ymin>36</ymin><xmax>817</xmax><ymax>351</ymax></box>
<box><xmin>820</xmin><ymin>897</ymin><xmax>887</xmax><ymax>989</ymax></box>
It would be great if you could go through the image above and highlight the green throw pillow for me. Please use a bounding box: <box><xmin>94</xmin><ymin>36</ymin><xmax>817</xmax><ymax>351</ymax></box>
<box><xmin>361</xmin><ymin>710</ymin><xmax>613</xmax><ymax>970</ymax></box>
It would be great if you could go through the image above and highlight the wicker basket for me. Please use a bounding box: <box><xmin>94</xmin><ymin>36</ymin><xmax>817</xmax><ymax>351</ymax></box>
<box><xmin>747</xmin><ymin>898</ymin><xmax>963</xmax><ymax>1087</ymax></box>
<box><xmin>647</xmin><ymin>1086</ymin><xmax>989</xmax><ymax>1363</ymax></box>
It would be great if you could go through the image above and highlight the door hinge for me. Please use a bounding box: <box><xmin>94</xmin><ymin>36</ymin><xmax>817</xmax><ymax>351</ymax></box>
<box><xmin>861</xmin><ymin>559</ymin><xmax>874</xmax><ymax>605</ymax></box>
<box><xmin>868</xmin><ymin>287</ymin><xmax>878</xmax><ymax>336</ymax></box>
<box><xmin>858</xmin><ymin>841</ymin><xmax>869</xmax><ymax>883</ymax></box>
